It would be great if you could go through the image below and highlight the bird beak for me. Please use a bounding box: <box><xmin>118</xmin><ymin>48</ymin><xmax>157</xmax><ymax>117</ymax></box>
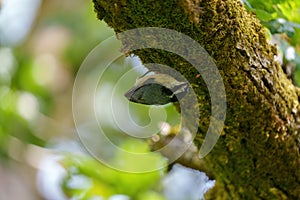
<box><xmin>124</xmin><ymin>87</ymin><xmax>135</xmax><ymax>100</ymax></box>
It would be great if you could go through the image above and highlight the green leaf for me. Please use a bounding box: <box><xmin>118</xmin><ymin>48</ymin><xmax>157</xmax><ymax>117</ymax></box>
<box><xmin>252</xmin><ymin>9</ymin><xmax>274</xmax><ymax>22</ymax></box>
<box><xmin>264</xmin><ymin>18</ymin><xmax>300</xmax><ymax>37</ymax></box>
<box><xmin>61</xmin><ymin>139</ymin><xmax>167</xmax><ymax>199</ymax></box>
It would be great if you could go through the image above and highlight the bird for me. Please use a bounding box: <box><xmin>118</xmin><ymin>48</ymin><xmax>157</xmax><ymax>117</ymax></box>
<box><xmin>124</xmin><ymin>72</ymin><xmax>189</xmax><ymax>105</ymax></box>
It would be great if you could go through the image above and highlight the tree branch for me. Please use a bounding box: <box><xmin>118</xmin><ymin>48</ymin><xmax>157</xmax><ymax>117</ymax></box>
<box><xmin>93</xmin><ymin>0</ymin><xmax>300</xmax><ymax>199</ymax></box>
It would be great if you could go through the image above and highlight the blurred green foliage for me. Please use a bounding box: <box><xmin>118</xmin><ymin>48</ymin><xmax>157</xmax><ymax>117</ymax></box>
<box><xmin>61</xmin><ymin>139</ymin><xmax>167</xmax><ymax>200</ymax></box>
<box><xmin>0</xmin><ymin>50</ymin><xmax>48</xmax><ymax>160</ymax></box>
<box><xmin>244</xmin><ymin>0</ymin><xmax>300</xmax><ymax>44</ymax></box>
<box><xmin>0</xmin><ymin>1</ymin><xmax>174</xmax><ymax>199</ymax></box>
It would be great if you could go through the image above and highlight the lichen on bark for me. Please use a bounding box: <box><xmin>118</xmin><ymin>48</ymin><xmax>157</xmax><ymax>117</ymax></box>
<box><xmin>92</xmin><ymin>0</ymin><xmax>300</xmax><ymax>199</ymax></box>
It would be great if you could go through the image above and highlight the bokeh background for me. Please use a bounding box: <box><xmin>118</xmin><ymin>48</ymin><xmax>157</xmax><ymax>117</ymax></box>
<box><xmin>0</xmin><ymin>0</ymin><xmax>182</xmax><ymax>199</ymax></box>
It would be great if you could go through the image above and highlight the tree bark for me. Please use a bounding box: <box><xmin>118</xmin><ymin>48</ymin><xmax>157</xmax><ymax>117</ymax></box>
<box><xmin>92</xmin><ymin>0</ymin><xmax>300</xmax><ymax>199</ymax></box>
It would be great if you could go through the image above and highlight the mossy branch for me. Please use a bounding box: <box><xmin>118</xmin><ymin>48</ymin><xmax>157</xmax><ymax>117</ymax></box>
<box><xmin>93</xmin><ymin>0</ymin><xmax>300</xmax><ymax>199</ymax></box>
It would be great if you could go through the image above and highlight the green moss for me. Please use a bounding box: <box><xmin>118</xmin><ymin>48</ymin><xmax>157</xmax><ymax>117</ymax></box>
<box><xmin>93</xmin><ymin>0</ymin><xmax>300</xmax><ymax>199</ymax></box>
